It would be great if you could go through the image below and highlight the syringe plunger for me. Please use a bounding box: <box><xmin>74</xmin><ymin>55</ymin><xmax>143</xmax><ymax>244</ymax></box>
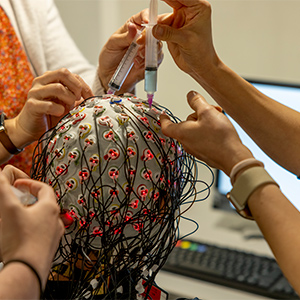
<box><xmin>145</xmin><ymin>0</ymin><xmax>158</xmax><ymax>107</ymax></box>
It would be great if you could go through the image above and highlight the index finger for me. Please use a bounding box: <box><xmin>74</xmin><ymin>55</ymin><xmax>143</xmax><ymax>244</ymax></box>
<box><xmin>163</xmin><ymin>0</ymin><xmax>186</xmax><ymax>10</ymax></box>
<box><xmin>1</xmin><ymin>165</ymin><xmax>29</xmax><ymax>185</ymax></box>
<box><xmin>157</xmin><ymin>13</ymin><xmax>174</xmax><ymax>26</ymax></box>
<box><xmin>160</xmin><ymin>113</ymin><xmax>179</xmax><ymax>139</ymax></box>
<box><xmin>163</xmin><ymin>0</ymin><xmax>206</xmax><ymax>9</ymax></box>
<box><xmin>129</xmin><ymin>9</ymin><xmax>149</xmax><ymax>28</ymax></box>
<box><xmin>74</xmin><ymin>74</ymin><xmax>94</xmax><ymax>100</ymax></box>
<box><xmin>38</xmin><ymin>69</ymin><xmax>86</xmax><ymax>100</ymax></box>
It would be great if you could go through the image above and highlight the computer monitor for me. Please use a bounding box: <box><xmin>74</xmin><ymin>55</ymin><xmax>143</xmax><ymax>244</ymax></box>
<box><xmin>214</xmin><ymin>79</ymin><xmax>300</xmax><ymax>213</ymax></box>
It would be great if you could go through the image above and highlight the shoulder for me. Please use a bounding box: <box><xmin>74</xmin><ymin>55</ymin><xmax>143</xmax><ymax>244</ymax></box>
<box><xmin>10</xmin><ymin>0</ymin><xmax>54</xmax><ymax>17</ymax></box>
<box><xmin>9</xmin><ymin>0</ymin><xmax>61</xmax><ymax>32</ymax></box>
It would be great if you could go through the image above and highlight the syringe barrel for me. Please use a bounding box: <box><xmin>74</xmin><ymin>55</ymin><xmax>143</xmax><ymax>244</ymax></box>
<box><xmin>145</xmin><ymin>26</ymin><xmax>158</xmax><ymax>68</ymax></box>
<box><xmin>108</xmin><ymin>42</ymin><xmax>138</xmax><ymax>91</ymax></box>
<box><xmin>108</xmin><ymin>29</ymin><xmax>142</xmax><ymax>92</ymax></box>
<box><xmin>11</xmin><ymin>185</ymin><xmax>37</xmax><ymax>206</ymax></box>
<box><xmin>145</xmin><ymin>67</ymin><xmax>157</xmax><ymax>94</ymax></box>
<box><xmin>145</xmin><ymin>0</ymin><xmax>158</xmax><ymax>101</ymax></box>
<box><xmin>145</xmin><ymin>0</ymin><xmax>158</xmax><ymax>69</ymax></box>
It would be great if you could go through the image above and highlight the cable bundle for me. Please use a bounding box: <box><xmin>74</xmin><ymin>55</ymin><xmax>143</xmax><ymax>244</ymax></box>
<box><xmin>31</xmin><ymin>94</ymin><xmax>213</xmax><ymax>300</ymax></box>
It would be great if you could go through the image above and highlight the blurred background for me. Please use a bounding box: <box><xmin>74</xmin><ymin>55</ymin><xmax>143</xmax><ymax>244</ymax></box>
<box><xmin>54</xmin><ymin>0</ymin><xmax>300</xmax><ymax>120</ymax></box>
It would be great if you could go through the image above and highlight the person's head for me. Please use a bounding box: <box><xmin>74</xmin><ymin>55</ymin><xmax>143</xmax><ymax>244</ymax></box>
<box><xmin>31</xmin><ymin>94</ymin><xmax>211</xmax><ymax>300</ymax></box>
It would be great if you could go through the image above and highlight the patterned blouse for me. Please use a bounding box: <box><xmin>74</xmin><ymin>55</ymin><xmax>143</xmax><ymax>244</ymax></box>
<box><xmin>0</xmin><ymin>6</ymin><xmax>35</xmax><ymax>175</ymax></box>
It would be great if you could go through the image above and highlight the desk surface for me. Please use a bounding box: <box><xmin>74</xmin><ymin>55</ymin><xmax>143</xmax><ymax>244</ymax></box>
<box><xmin>157</xmin><ymin>271</ymin><xmax>269</xmax><ymax>300</ymax></box>
<box><xmin>156</xmin><ymin>190</ymin><xmax>274</xmax><ymax>300</ymax></box>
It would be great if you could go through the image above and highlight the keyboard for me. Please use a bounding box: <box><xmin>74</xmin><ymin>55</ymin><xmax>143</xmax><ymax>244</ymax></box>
<box><xmin>162</xmin><ymin>239</ymin><xmax>299</xmax><ymax>299</ymax></box>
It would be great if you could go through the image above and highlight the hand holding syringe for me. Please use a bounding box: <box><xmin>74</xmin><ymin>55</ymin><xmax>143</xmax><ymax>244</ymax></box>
<box><xmin>107</xmin><ymin>0</ymin><xmax>158</xmax><ymax>107</ymax></box>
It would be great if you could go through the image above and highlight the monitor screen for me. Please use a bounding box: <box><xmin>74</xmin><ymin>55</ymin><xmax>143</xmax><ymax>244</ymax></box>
<box><xmin>214</xmin><ymin>79</ymin><xmax>300</xmax><ymax>212</ymax></box>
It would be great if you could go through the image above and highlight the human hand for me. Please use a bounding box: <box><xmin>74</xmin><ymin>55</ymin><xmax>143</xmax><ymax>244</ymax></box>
<box><xmin>160</xmin><ymin>91</ymin><xmax>253</xmax><ymax>175</ymax></box>
<box><xmin>0</xmin><ymin>172</ymin><xmax>64</xmax><ymax>287</ymax></box>
<box><xmin>98</xmin><ymin>9</ymin><xmax>163</xmax><ymax>94</ymax></box>
<box><xmin>0</xmin><ymin>165</ymin><xmax>29</xmax><ymax>185</ymax></box>
<box><xmin>11</xmin><ymin>68</ymin><xmax>94</xmax><ymax>148</ymax></box>
<box><xmin>152</xmin><ymin>0</ymin><xmax>219</xmax><ymax>81</ymax></box>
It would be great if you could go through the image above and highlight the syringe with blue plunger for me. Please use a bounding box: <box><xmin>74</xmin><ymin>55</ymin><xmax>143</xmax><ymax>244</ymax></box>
<box><xmin>144</xmin><ymin>0</ymin><xmax>158</xmax><ymax>107</ymax></box>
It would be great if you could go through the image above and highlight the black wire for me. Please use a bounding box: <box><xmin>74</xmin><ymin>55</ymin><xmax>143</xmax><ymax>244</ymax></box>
<box><xmin>31</xmin><ymin>95</ymin><xmax>214</xmax><ymax>300</ymax></box>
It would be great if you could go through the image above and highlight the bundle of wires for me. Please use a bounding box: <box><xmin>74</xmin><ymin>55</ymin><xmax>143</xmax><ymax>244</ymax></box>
<box><xmin>31</xmin><ymin>94</ymin><xmax>213</xmax><ymax>300</ymax></box>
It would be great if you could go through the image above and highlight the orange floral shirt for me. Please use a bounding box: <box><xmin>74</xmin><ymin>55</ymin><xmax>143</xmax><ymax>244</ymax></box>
<box><xmin>0</xmin><ymin>6</ymin><xmax>36</xmax><ymax>175</ymax></box>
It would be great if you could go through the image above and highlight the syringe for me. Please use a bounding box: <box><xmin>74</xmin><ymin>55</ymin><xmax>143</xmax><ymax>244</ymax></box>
<box><xmin>107</xmin><ymin>29</ymin><xmax>143</xmax><ymax>95</ymax></box>
<box><xmin>144</xmin><ymin>0</ymin><xmax>158</xmax><ymax>107</ymax></box>
<box><xmin>11</xmin><ymin>185</ymin><xmax>37</xmax><ymax>206</ymax></box>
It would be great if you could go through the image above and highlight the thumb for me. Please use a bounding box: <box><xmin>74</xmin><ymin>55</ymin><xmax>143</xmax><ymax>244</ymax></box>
<box><xmin>0</xmin><ymin>173</ymin><xmax>21</xmax><ymax>216</ymax></box>
<box><xmin>153</xmin><ymin>24</ymin><xmax>183</xmax><ymax>44</ymax></box>
<box><xmin>187</xmin><ymin>91</ymin><xmax>210</xmax><ymax>113</ymax></box>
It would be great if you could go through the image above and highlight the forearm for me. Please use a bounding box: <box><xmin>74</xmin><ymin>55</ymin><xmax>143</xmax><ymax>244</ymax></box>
<box><xmin>0</xmin><ymin>119</ymin><xmax>32</xmax><ymax>165</ymax></box>
<box><xmin>196</xmin><ymin>62</ymin><xmax>300</xmax><ymax>175</ymax></box>
<box><xmin>0</xmin><ymin>263</ymin><xmax>40</xmax><ymax>299</ymax></box>
<box><xmin>248</xmin><ymin>184</ymin><xmax>300</xmax><ymax>294</ymax></box>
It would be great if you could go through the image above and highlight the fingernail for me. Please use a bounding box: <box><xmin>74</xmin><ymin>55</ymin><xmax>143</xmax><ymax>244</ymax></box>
<box><xmin>187</xmin><ymin>91</ymin><xmax>198</xmax><ymax>101</ymax></box>
<box><xmin>153</xmin><ymin>25</ymin><xmax>164</xmax><ymax>37</ymax></box>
